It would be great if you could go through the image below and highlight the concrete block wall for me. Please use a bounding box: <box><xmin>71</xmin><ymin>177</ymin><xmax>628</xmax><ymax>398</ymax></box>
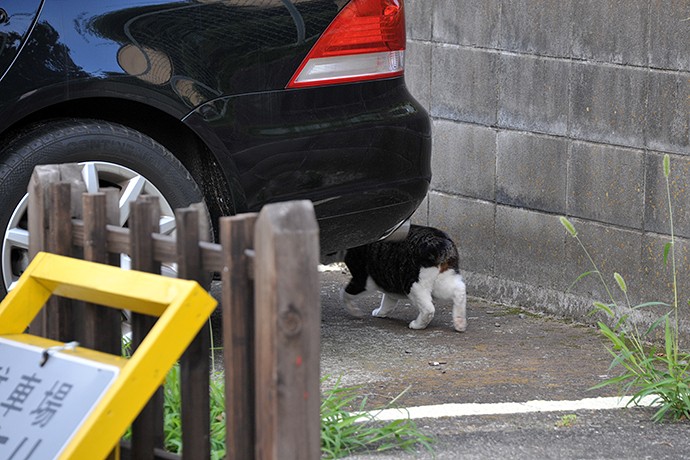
<box><xmin>405</xmin><ymin>0</ymin><xmax>690</xmax><ymax>330</ymax></box>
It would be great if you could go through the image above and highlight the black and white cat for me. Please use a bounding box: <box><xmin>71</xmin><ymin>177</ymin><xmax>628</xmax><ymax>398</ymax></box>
<box><xmin>341</xmin><ymin>225</ymin><xmax>467</xmax><ymax>332</ymax></box>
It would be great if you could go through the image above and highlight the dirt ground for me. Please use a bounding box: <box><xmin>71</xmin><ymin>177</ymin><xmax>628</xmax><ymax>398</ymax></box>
<box><xmin>318</xmin><ymin>267</ymin><xmax>617</xmax><ymax>409</ymax></box>
<box><xmin>211</xmin><ymin>266</ymin><xmax>690</xmax><ymax>459</ymax></box>
<box><xmin>317</xmin><ymin>267</ymin><xmax>690</xmax><ymax>459</ymax></box>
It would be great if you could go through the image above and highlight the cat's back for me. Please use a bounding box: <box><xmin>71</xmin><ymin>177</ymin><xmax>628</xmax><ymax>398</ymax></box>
<box><xmin>365</xmin><ymin>225</ymin><xmax>459</xmax><ymax>293</ymax></box>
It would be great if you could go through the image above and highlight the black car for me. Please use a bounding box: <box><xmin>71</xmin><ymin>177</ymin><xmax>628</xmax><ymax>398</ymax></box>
<box><xmin>0</xmin><ymin>0</ymin><xmax>431</xmax><ymax>294</ymax></box>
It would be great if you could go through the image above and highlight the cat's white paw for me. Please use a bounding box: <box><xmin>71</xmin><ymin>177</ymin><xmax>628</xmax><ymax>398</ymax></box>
<box><xmin>408</xmin><ymin>319</ymin><xmax>427</xmax><ymax>329</ymax></box>
<box><xmin>409</xmin><ymin>312</ymin><xmax>433</xmax><ymax>330</ymax></box>
<box><xmin>372</xmin><ymin>307</ymin><xmax>387</xmax><ymax>318</ymax></box>
<box><xmin>341</xmin><ymin>288</ymin><xmax>365</xmax><ymax>317</ymax></box>
<box><xmin>453</xmin><ymin>317</ymin><xmax>467</xmax><ymax>332</ymax></box>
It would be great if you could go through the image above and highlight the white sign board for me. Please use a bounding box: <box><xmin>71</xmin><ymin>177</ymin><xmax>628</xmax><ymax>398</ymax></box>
<box><xmin>0</xmin><ymin>337</ymin><xmax>119</xmax><ymax>460</ymax></box>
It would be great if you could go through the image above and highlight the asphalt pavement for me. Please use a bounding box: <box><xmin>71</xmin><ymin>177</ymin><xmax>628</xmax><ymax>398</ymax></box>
<box><xmin>316</xmin><ymin>266</ymin><xmax>690</xmax><ymax>460</ymax></box>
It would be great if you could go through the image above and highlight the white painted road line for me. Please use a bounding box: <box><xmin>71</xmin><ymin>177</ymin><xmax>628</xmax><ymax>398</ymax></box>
<box><xmin>362</xmin><ymin>396</ymin><xmax>660</xmax><ymax>421</ymax></box>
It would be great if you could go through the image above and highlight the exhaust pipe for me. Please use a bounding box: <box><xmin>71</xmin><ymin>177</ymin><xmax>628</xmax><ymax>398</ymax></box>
<box><xmin>379</xmin><ymin>219</ymin><xmax>410</xmax><ymax>243</ymax></box>
<box><xmin>321</xmin><ymin>219</ymin><xmax>411</xmax><ymax>264</ymax></box>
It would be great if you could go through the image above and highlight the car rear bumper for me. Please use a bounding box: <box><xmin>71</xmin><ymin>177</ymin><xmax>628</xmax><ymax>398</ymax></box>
<box><xmin>185</xmin><ymin>77</ymin><xmax>432</xmax><ymax>252</ymax></box>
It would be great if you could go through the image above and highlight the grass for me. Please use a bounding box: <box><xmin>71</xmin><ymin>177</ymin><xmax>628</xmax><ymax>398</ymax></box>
<box><xmin>152</xmin><ymin>372</ymin><xmax>432</xmax><ymax>458</ymax></box>
<box><xmin>555</xmin><ymin>414</ymin><xmax>577</xmax><ymax>428</ymax></box>
<box><xmin>320</xmin><ymin>377</ymin><xmax>434</xmax><ymax>458</ymax></box>
<box><xmin>160</xmin><ymin>365</ymin><xmax>227</xmax><ymax>460</ymax></box>
<box><xmin>123</xmin><ymin>362</ymin><xmax>433</xmax><ymax>458</ymax></box>
<box><xmin>561</xmin><ymin>154</ymin><xmax>690</xmax><ymax>422</ymax></box>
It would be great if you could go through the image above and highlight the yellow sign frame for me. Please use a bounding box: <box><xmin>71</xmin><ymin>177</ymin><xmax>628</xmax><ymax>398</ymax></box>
<box><xmin>0</xmin><ymin>252</ymin><xmax>217</xmax><ymax>459</ymax></box>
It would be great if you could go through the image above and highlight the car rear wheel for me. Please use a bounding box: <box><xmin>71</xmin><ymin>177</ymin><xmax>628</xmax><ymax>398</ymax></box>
<box><xmin>0</xmin><ymin>119</ymin><xmax>209</xmax><ymax>296</ymax></box>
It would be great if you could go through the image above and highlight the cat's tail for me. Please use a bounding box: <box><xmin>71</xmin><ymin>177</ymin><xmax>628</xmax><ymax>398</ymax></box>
<box><xmin>417</xmin><ymin>236</ymin><xmax>459</xmax><ymax>271</ymax></box>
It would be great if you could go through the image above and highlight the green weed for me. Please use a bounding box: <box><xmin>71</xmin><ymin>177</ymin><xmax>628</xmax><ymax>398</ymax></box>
<box><xmin>555</xmin><ymin>414</ymin><xmax>577</xmax><ymax>428</ymax></box>
<box><xmin>152</xmin><ymin>373</ymin><xmax>433</xmax><ymax>458</ymax></box>
<box><xmin>320</xmin><ymin>377</ymin><xmax>434</xmax><ymax>459</ymax></box>
<box><xmin>161</xmin><ymin>365</ymin><xmax>227</xmax><ymax>459</ymax></box>
<box><xmin>561</xmin><ymin>154</ymin><xmax>690</xmax><ymax>422</ymax></box>
<box><xmin>122</xmin><ymin>363</ymin><xmax>433</xmax><ymax>457</ymax></box>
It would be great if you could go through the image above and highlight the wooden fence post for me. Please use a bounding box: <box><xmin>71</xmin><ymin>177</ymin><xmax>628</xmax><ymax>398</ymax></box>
<box><xmin>82</xmin><ymin>189</ymin><xmax>122</xmax><ymax>355</ymax></box>
<box><xmin>27</xmin><ymin>167</ymin><xmax>56</xmax><ymax>335</ymax></box>
<box><xmin>221</xmin><ymin>213</ymin><xmax>258</xmax><ymax>460</ymax></box>
<box><xmin>27</xmin><ymin>163</ymin><xmax>84</xmax><ymax>339</ymax></box>
<box><xmin>47</xmin><ymin>182</ymin><xmax>77</xmax><ymax>341</ymax></box>
<box><xmin>129</xmin><ymin>195</ymin><xmax>165</xmax><ymax>458</ymax></box>
<box><xmin>177</xmin><ymin>204</ymin><xmax>212</xmax><ymax>459</ymax></box>
<box><xmin>81</xmin><ymin>188</ymin><xmax>121</xmax><ymax>460</ymax></box>
<box><xmin>253</xmin><ymin>201</ymin><xmax>320</xmax><ymax>460</ymax></box>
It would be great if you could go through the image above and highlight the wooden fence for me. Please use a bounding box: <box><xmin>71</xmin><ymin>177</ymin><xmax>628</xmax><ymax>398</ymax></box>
<box><xmin>26</xmin><ymin>164</ymin><xmax>321</xmax><ymax>460</ymax></box>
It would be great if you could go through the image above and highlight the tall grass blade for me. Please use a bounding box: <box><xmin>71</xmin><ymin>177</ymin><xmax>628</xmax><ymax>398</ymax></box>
<box><xmin>663</xmin><ymin>242</ymin><xmax>672</xmax><ymax>266</ymax></box>
<box><xmin>570</xmin><ymin>155</ymin><xmax>690</xmax><ymax>422</ymax></box>
<box><xmin>560</xmin><ymin>216</ymin><xmax>577</xmax><ymax>237</ymax></box>
<box><xmin>614</xmin><ymin>272</ymin><xmax>627</xmax><ymax>293</ymax></box>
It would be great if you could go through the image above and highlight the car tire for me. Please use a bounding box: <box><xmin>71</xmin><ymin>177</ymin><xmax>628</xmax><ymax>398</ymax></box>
<box><xmin>0</xmin><ymin>119</ymin><xmax>209</xmax><ymax>295</ymax></box>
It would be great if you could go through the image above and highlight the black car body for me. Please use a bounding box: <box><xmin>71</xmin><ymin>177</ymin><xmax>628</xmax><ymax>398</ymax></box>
<box><xmin>0</xmin><ymin>0</ymin><xmax>431</xmax><ymax>292</ymax></box>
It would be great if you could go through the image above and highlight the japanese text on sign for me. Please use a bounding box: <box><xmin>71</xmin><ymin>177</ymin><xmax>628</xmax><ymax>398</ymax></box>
<box><xmin>0</xmin><ymin>338</ymin><xmax>119</xmax><ymax>459</ymax></box>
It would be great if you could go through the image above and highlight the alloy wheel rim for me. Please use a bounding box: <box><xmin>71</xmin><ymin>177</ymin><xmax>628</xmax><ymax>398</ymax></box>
<box><xmin>2</xmin><ymin>161</ymin><xmax>177</xmax><ymax>292</ymax></box>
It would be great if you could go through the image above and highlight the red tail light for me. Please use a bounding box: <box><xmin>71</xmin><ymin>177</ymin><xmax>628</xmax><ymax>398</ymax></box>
<box><xmin>287</xmin><ymin>0</ymin><xmax>406</xmax><ymax>89</ymax></box>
